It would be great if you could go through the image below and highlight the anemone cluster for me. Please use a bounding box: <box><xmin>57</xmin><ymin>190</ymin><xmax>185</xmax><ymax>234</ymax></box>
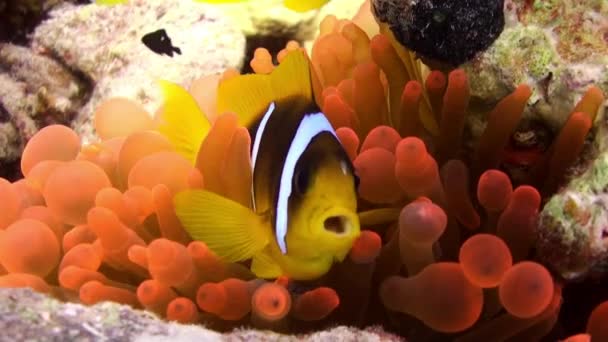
<box><xmin>0</xmin><ymin>13</ymin><xmax>606</xmax><ymax>341</ymax></box>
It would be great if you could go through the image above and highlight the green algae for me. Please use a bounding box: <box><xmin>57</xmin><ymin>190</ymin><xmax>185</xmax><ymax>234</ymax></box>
<box><xmin>515</xmin><ymin>0</ymin><xmax>608</xmax><ymax>63</ymax></box>
<box><xmin>538</xmin><ymin>119</ymin><xmax>608</xmax><ymax>279</ymax></box>
<box><xmin>492</xmin><ymin>26</ymin><xmax>557</xmax><ymax>81</ymax></box>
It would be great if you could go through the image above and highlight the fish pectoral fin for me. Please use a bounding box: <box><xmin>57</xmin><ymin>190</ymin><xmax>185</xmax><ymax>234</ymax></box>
<box><xmin>251</xmin><ymin>251</ymin><xmax>283</xmax><ymax>279</ymax></box>
<box><xmin>174</xmin><ymin>189</ymin><xmax>268</xmax><ymax>262</ymax></box>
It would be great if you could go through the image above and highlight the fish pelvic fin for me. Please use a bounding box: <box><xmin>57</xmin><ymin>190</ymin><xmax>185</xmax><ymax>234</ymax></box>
<box><xmin>251</xmin><ymin>250</ymin><xmax>283</xmax><ymax>279</ymax></box>
<box><xmin>174</xmin><ymin>189</ymin><xmax>269</xmax><ymax>262</ymax></box>
<box><xmin>157</xmin><ymin>80</ymin><xmax>211</xmax><ymax>164</ymax></box>
<box><xmin>216</xmin><ymin>49</ymin><xmax>317</xmax><ymax>127</ymax></box>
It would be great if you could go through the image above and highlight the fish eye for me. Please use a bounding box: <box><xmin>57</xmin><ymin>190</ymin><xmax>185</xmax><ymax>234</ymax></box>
<box><xmin>294</xmin><ymin>166</ymin><xmax>310</xmax><ymax>195</ymax></box>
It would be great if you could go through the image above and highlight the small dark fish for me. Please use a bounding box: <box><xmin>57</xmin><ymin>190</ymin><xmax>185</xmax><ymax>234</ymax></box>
<box><xmin>141</xmin><ymin>29</ymin><xmax>182</xmax><ymax>57</ymax></box>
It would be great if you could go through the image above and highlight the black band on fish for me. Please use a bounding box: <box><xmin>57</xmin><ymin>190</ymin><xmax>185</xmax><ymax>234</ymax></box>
<box><xmin>275</xmin><ymin>111</ymin><xmax>337</xmax><ymax>254</ymax></box>
<box><xmin>250</xmin><ymin>102</ymin><xmax>276</xmax><ymax>212</ymax></box>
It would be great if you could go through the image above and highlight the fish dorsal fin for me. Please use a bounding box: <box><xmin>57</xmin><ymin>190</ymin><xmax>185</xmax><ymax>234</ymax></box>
<box><xmin>157</xmin><ymin>80</ymin><xmax>211</xmax><ymax>164</ymax></box>
<box><xmin>269</xmin><ymin>49</ymin><xmax>314</xmax><ymax>104</ymax></box>
<box><xmin>216</xmin><ymin>74</ymin><xmax>273</xmax><ymax>127</ymax></box>
<box><xmin>216</xmin><ymin>50</ymin><xmax>315</xmax><ymax>127</ymax></box>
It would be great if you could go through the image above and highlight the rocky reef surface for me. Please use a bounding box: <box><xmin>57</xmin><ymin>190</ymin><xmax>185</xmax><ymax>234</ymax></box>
<box><xmin>0</xmin><ymin>0</ymin><xmax>246</xmax><ymax>177</ymax></box>
<box><xmin>32</xmin><ymin>0</ymin><xmax>246</xmax><ymax>145</ymax></box>
<box><xmin>0</xmin><ymin>288</ymin><xmax>403</xmax><ymax>342</ymax></box>
<box><xmin>0</xmin><ymin>42</ymin><xmax>87</xmax><ymax>180</ymax></box>
<box><xmin>1</xmin><ymin>0</ymin><xmax>608</xmax><ymax>340</ymax></box>
<box><xmin>463</xmin><ymin>0</ymin><xmax>608</xmax><ymax>135</ymax></box>
<box><xmin>537</xmin><ymin>104</ymin><xmax>608</xmax><ymax>280</ymax></box>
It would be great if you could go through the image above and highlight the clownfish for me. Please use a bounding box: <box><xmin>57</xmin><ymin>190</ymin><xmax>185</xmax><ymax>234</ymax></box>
<box><xmin>95</xmin><ymin>0</ymin><xmax>331</xmax><ymax>12</ymax></box>
<box><xmin>157</xmin><ymin>50</ymin><xmax>361</xmax><ymax>280</ymax></box>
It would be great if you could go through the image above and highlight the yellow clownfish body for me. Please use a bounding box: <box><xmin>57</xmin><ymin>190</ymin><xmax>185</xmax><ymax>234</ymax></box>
<box><xmin>157</xmin><ymin>50</ymin><xmax>360</xmax><ymax>280</ymax></box>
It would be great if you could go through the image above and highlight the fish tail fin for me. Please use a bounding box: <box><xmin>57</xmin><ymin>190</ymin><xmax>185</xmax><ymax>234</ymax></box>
<box><xmin>174</xmin><ymin>189</ymin><xmax>269</xmax><ymax>262</ymax></box>
<box><xmin>216</xmin><ymin>49</ymin><xmax>317</xmax><ymax>127</ymax></box>
<box><xmin>157</xmin><ymin>80</ymin><xmax>211</xmax><ymax>164</ymax></box>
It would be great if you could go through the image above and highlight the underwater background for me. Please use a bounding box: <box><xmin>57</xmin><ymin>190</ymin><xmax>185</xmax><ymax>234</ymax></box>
<box><xmin>0</xmin><ymin>0</ymin><xmax>607</xmax><ymax>340</ymax></box>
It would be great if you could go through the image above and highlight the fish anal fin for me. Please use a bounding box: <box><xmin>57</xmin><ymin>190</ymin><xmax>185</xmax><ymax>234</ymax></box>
<box><xmin>173</xmin><ymin>189</ymin><xmax>268</xmax><ymax>262</ymax></box>
<box><xmin>251</xmin><ymin>251</ymin><xmax>283</xmax><ymax>279</ymax></box>
<box><xmin>157</xmin><ymin>80</ymin><xmax>211</xmax><ymax>164</ymax></box>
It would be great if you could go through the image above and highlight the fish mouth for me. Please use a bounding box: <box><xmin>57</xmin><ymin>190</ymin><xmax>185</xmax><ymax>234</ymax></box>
<box><xmin>323</xmin><ymin>215</ymin><xmax>352</xmax><ymax>236</ymax></box>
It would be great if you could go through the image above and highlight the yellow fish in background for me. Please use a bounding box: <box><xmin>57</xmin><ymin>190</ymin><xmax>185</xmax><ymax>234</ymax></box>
<box><xmin>95</xmin><ymin>0</ymin><xmax>128</xmax><ymax>4</ymax></box>
<box><xmin>157</xmin><ymin>50</ymin><xmax>361</xmax><ymax>280</ymax></box>
<box><xmin>95</xmin><ymin>0</ymin><xmax>331</xmax><ymax>12</ymax></box>
<box><xmin>195</xmin><ymin>0</ymin><xmax>331</xmax><ymax>12</ymax></box>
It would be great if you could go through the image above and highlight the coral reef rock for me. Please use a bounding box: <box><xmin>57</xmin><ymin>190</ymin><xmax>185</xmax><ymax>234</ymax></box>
<box><xmin>0</xmin><ymin>43</ymin><xmax>86</xmax><ymax>176</ymax></box>
<box><xmin>0</xmin><ymin>0</ymin><xmax>77</xmax><ymax>43</ymax></box>
<box><xmin>537</xmin><ymin>111</ymin><xmax>608</xmax><ymax>281</ymax></box>
<box><xmin>0</xmin><ymin>74</ymin><xmax>30</xmax><ymax>165</ymax></box>
<box><xmin>463</xmin><ymin>0</ymin><xmax>608</xmax><ymax>135</ymax></box>
<box><xmin>0</xmin><ymin>287</ymin><xmax>404</xmax><ymax>342</ymax></box>
<box><xmin>32</xmin><ymin>0</ymin><xmax>246</xmax><ymax>144</ymax></box>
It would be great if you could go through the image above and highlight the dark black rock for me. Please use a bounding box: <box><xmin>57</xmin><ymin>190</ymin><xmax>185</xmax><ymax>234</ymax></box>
<box><xmin>372</xmin><ymin>0</ymin><xmax>505</xmax><ymax>67</ymax></box>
